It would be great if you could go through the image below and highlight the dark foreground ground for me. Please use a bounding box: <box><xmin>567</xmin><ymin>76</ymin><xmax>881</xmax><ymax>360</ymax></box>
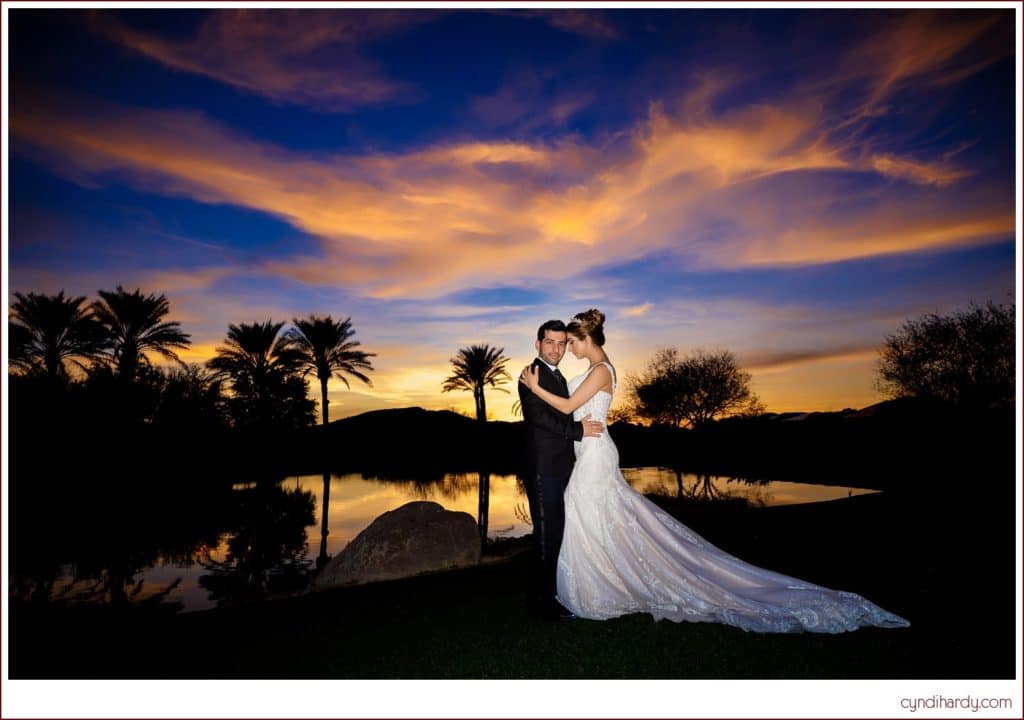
<box><xmin>9</xmin><ymin>480</ymin><xmax>1017</xmax><ymax>680</ymax></box>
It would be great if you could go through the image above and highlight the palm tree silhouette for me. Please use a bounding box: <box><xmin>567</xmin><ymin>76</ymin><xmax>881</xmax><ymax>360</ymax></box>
<box><xmin>9</xmin><ymin>291</ymin><xmax>107</xmax><ymax>381</ymax></box>
<box><xmin>207</xmin><ymin>320</ymin><xmax>305</xmax><ymax>426</ymax></box>
<box><xmin>284</xmin><ymin>315</ymin><xmax>375</xmax><ymax>425</ymax></box>
<box><xmin>441</xmin><ymin>344</ymin><xmax>511</xmax><ymax>423</ymax></box>
<box><xmin>90</xmin><ymin>286</ymin><xmax>191</xmax><ymax>382</ymax></box>
<box><xmin>154</xmin><ymin>363</ymin><xmax>228</xmax><ymax>431</ymax></box>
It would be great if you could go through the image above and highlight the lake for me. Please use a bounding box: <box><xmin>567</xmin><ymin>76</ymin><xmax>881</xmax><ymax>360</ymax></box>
<box><xmin>9</xmin><ymin>469</ymin><xmax>878</xmax><ymax>614</ymax></box>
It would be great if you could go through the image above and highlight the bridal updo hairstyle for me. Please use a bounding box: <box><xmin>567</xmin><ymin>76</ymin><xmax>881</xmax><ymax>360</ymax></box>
<box><xmin>567</xmin><ymin>308</ymin><xmax>606</xmax><ymax>347</ymax></box>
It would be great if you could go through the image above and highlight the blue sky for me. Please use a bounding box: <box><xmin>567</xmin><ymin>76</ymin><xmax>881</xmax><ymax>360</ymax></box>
<box><xmin>5</xmin><ymin>6</ymin><xmax>1019</xmax><ymax>419</ymax></box>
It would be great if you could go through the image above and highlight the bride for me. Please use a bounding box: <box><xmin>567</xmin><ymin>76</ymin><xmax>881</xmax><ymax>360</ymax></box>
<box><xmin>519</xmin><ymin>309</ymin><xmax>910</xmax><ymax>633</ymax></box>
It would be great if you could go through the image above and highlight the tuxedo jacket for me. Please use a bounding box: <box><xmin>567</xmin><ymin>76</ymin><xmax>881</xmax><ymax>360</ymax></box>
<box><xmin>519</xmin><ymin>358</ymin><xmax>583</xmax><ymax>478</ymax></box>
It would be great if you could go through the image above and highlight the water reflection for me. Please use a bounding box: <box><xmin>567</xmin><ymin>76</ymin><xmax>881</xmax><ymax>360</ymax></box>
<box><xmin>9</xmin><ymin>468</ymin><xmax>878</xmax><ymax>614</ymax></box>
<box><xmin>197</xmin><ymin>484</ymin><xmax>315</xmax><ymax>605</ymax></box>
<box><xmin>8</xmin><ymin>477</ymin><xmax>229</xmax><ymax>613</ymax></box>
<box><xmin>621</xmin><ymin>468</ymin><xmax>878</xmax><ymax>507</ymax></box>
<box><xmin>477</xmin><ymin>470</ymin><xmax>491</xmax><ymax>549</ymax></box>
<box><xmin>301</xmin><ymin>471</ymin><xmax>532</xmax><ymax>560</ymax></box>
<box><xmin>317</xmin><ymin>471</ymin><xmax>331</xmax><ymax>571</ymax></box>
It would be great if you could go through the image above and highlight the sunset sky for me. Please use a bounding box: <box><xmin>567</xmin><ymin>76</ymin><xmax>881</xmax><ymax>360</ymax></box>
<box><xmin>4</xmin><ymin>6</ymin><xmax>1018</xmax><ymax>420</ymax></box>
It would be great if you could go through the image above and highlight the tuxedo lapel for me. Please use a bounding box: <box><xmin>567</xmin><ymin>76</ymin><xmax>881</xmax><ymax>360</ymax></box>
<box><xmin>534</xmin><ymin>358</ymin><xmax>569</xmax><ymax>398</ymax></box>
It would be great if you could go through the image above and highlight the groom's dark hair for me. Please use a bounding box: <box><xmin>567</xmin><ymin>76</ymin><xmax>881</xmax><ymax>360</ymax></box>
<box><xmin>537</xmin><ymin>319</ymin><xmax>567</xmax><ymax>340</ymax></box>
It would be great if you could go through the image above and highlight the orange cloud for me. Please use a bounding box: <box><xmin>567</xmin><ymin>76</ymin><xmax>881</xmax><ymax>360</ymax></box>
<box><xmin>732</xmin><ymin>210</ymin><xmax>1013</xmax><ymax>269</ymax></box>
<box><xmin>468</xmin><ymin>69</ymin><xmax>598</xmax><ymax>134</ymax></box>
<box><xmin>871</xmin><ymin>154</ymin><xmax>973</xmax><ymax>187</ymax></box>
<box><xmin>11</xmin><ymin>12</ymin><xmax>1008</xmax><ymax>300</ymax></box>
<box><xmin>94</xmin><ymin>9</ymin><xmax>431</xmax><ymax>111</ymax></box>
<box><xmin>749</xmin><ymin>350</ymin><xmax>887</xmax><ymax>413</ymax></box>
<box><xmin>856</xmin><ymin>12</ymin><xmax>1007</xmax><ymax>109</ymax></box>
<box><xmin>742</xmin><ymin>346</ymin><xmax>880</xmax><ymax>374</ymax></box>
<box><xmin>827</xmin><ymin>11</ymin><xmax>1010</xmax><ymax>130</ymax></box>
<box><xmin>624</xmin><ymin>302</ymin><xmax>653</xmax><ymax>317</ymax></box>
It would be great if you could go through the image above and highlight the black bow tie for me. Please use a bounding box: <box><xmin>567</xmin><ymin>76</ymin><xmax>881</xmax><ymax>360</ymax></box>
<box><xmin>551</xmin><ymin>367</ymin><xmax>564</xmax><ymax>380</ymax></box>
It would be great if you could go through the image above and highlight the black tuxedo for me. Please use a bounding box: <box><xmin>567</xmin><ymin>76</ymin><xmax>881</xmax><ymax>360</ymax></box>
<box><xmin>519</xmin><ymin>358</ymin><xmax>583</xmax><ymax>614</ymax></box>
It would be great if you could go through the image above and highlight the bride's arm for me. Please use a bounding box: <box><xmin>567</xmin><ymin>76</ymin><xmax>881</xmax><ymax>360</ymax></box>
<box><xmin>519</xmin><ymin>364</ymin><xmax>612</xmax><ymax>415</ymax></box>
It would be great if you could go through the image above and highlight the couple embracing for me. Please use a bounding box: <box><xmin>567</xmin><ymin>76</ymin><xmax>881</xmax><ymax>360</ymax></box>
<box><xmin>517</xmin><ymin>309</ymin><xmax>910</xmax><ymax>633</ymax></box>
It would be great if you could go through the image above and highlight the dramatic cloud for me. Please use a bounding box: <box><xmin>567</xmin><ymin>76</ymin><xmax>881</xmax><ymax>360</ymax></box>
<box><xmin>624</xmin><ymin>302</ymin><xmax>653</xmax><ymax>317</ymax></box>
<box><xmin>533</xmin><ymin>10</ymin><xmax>620</xmax><ymax>40</ymax></box>
<box><xmin>11</xmin><ymin>63</ymin><xmax>1007</xmax><ymax>300</ymax></box>
<box><xmin>95</xmin><ymin>9</ymin><xmax>432</xmax><ymax>111</ymax></box>
<box><xmin>469</xmin><ymin>70</ymin><xmax>598</xmax><ymax>134</ymax></box>
<box><xmin>9</xmin><ymin>9</ymin><xmax>1014</xmax><ymax>417</ymax></box>
<box><xmin>808</xmin><ymin>11</ymin><xmax>1012</xmax><ymax>143</ymax></box>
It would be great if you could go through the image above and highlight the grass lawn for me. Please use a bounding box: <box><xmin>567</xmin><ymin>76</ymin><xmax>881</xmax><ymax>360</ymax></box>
<box><xmin>9</xmin><ymin>484</ymin><xmax>1016</xmax><ymax>680</ymax></box>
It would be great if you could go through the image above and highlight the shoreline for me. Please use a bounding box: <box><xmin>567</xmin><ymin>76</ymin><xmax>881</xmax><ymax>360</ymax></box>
<box><xmin>9</xmin><ymin>488</ymin><xmax>1016</xmax><ymax>680</ymax></box>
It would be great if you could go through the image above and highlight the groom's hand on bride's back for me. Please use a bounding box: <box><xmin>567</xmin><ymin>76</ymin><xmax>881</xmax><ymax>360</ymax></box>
<box><xmin>581</xmin><ymin>414</ymin><xmax>604</xmax><ymax>437</ymax></box>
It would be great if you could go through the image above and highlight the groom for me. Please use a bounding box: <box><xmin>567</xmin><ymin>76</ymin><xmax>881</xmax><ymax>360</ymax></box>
<box><xmin>519</xmin><ymin>319</ymin><xmax>602</xmax><ymax>619</ymax></box>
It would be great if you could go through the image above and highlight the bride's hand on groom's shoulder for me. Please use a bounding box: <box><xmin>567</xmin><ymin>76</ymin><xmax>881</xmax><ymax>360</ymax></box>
<box><xmin>519</xmin><ymin>364</ymin><xmax>538</xmax><ymax>391</ymax></box>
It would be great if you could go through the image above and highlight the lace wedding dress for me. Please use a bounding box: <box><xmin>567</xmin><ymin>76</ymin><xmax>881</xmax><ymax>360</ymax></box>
<box><xmin>556</xmin><ymin>361</ymin><xmax>910</xmax><ymax>633</ymax></box>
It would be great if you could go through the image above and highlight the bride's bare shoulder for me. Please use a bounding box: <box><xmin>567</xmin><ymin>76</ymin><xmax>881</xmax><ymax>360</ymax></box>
<box><xmin>586</xmin><ymin>361</ymin><xmax>614</xmax><ymax>385</ymax></box>
<box><xmin>597</xmin><ymin>359</ymin><xmax>616</xmax><ymax>377</ymax></box>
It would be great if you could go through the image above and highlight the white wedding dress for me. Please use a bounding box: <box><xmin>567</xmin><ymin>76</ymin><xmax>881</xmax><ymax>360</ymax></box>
<box><xmin>556</xmin><ymin>361</ymin><xmax>910</xmax><ymax>633</ymax></box>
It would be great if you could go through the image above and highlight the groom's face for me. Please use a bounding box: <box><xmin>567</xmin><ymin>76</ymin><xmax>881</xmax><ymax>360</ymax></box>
<box><xmin>536</xmin><ymin>330</ymin><xmax>568</xmax><ymax>366</ymax></box>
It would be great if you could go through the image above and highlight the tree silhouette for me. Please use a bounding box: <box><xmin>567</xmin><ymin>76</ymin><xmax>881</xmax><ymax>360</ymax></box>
<box><xmin>9</xmin><ymin>291</ymin><xmax>107</xmax><ymax>381</ymax></box>
<box><xmin>198</xmin><ymin>483</ymin><xmax>315</xmax><ymax>604</ymax></box>
<box><xmin>624</xmin><ymin>348</ymin><xmax>692</xmax><ymax>427</ymax></box>
<box><xmin>153</xmin><ymin>363</ymin><xmax>229</xmax><ymax>433</ymax></box>
<box><xmin>90</xmin><ymin>286</ymin><xmax>191</xmax><ymax>383</ymax></box>
<box><xmin>207</xmin><ymin>320</ymin><xmax>313</xmax><ymax>430</ymax></box>
<box><xmin>285</xmin><ymin>315</ymin><xmax>375</xmax><ymax>425</ymax></box>
<box><xmin>876</xmin><ymin>301</ymin><xmax>1015</xmax><ymax>409</ymax></box>
<box><xmin>627</xmin><ymin>347</ymin><xmax>760</xmax><ymax>428</ymax></box>
<box><xmin>441</xmin><ymin>344</ymin><xmax>511</xmax><ymax>423</ymax></box>
<box><xmin>7</xmin><ymin>321</ymin><xmax>36</xmax><ymax>375</ymax></box>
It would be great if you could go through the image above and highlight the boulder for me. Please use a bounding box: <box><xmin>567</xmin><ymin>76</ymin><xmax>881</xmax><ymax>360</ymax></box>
<box><xmin>312</xmin><ymin>501</ymin><xmax>481</xmax><ymax>588</ymax></box>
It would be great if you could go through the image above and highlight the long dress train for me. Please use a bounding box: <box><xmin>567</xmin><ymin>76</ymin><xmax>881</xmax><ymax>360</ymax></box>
<box><xmin>555</xmin><ymin>362</ymin><xmax>910</xmax><ymax>633</ymax></box>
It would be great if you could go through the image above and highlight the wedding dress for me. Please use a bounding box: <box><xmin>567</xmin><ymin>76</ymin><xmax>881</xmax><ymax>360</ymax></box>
<box><xmin>555</xmin><ymin>361</ymin><xmax>910</xmax><ymax>633</ymax></box>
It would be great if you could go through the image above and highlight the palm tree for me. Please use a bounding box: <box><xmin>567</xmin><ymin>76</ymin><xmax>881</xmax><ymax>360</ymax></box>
<box><xmin>441</xmin><ymin>344</ymin><xmax>511</xmax><ymax>423</ymax></box>
<box><xmin>90</xmin><ymin>286</ymin><xmax>191</xmax><ymax>383</ymax></box>
<box><xmin>154</xmin><ymin>363</ymin><xmax>229</xmax><ymax>432</ymax></box>
<box><xmin>207</xmin><ymin>320</ymin><xmax>307</xmax><ymax>428</ymax></box>
<box><xmin>8</xmin><ymin>290</ymin><xmax>107</xmax><ymax>380</ymax></box>
<box><xmin>284</xmin><ymin>315</ymin><xmax>375</xmax><ymax>425</ymax></box>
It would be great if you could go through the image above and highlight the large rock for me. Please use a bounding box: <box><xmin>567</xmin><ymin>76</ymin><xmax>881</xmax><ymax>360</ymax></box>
<box><xmin>312</xmin><ymin>501</ymin><xmax>481</xmax><ymax>588</ymax></box>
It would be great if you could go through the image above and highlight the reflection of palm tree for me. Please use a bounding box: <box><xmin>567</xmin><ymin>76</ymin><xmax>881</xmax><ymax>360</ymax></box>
<box><xmin>90</xmin><ymin>286</ymin><xmax>191</xmax><ymax>383</ymax></box>
<box><xmin>514</xmin><ymin>502</ymin><xmax>532</xmax><ymax>526</ymax></box>
<box><xmin>442</xmin><ymin>344</ymin><xmax>511</xmax><ymax>423</ymax></box>
<box><xmin>200</xmin><ymin>484</ymin><xmax>315</xmax><ymax>603</ymax></box>
<box><xmin>317</xmin><ymin>471</ymin><xmax>331</xmax><ymax>571</ymax></box>
<box><xmin>477</xmin><ymin>470</ymin><xmax>491</xmax><ymax>548</ymax></box>
<box><xmin>399</xmin><ymin>472</ymin><xmax>476</xmax><ymax>502</ymax></box>
<box><xmin>10</xmin><ymin>467</ymin><xmax>229</xmax><ymax>611</ymax></box>
<box><xmin>285</xmin><ymin>315</ymin><xmax>375</xmax><ymax>425</ymax></box>
<box><xmin>9</xmin><ymin>291</ymin><xmax>107</xmax><ymax>380</ymax></box>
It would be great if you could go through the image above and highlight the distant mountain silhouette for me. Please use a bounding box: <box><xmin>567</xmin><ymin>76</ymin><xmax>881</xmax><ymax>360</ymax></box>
<box><xmin>327</xmin><ymin>406</ymin><xmax>480</xmax><ymax>432</ymax></box>
<box><xmin>288</xmin><ymin>397</ymin><xmax>1012</xmax><ymax>491</ymax></box>
<box><xmin>299</xmin><ymin>407</ymin><xmax>524</xmax><ymax>477</ymax></box>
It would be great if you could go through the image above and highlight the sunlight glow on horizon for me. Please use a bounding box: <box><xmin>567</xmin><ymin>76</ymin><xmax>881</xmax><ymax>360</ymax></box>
<box><xmin>6</xmin><ymin>8</ymin><xmax>1016</xmax><ymax>420</ymax></box>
